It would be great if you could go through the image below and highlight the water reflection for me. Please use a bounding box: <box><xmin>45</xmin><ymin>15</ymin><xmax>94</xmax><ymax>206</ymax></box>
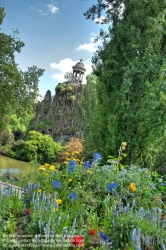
<box><xmin>0</xmin><ymin>155</ymin><xmax>31</xmax><ymax>179</ymax></box>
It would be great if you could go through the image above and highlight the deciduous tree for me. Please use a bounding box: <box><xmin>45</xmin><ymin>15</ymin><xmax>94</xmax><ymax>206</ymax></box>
<box><xmin>0</xmin><ymin>7</ymin><xmax>44</xmax><ymax>132</ymax></box>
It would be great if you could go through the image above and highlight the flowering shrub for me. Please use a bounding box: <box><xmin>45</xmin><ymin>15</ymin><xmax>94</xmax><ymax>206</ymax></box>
<box><xmin>0</xmin><ymin>146</ymin><xmax>166</xmax><ymax>249</ymax></box>
<box><xmin>58</xmin><ymin>137</ymin><xmax>83</xmax><ymax>162</ymax></box>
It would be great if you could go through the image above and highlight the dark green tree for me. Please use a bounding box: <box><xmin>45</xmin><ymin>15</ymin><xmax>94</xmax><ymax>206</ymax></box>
<box><xmin>84</xmin><ymin>0</ymin><xmax>166</xmax><ymax>167</ymax></box>
<box><xmin>0</xmin><ymin>7</ymin><xmax>44</xmax><ymax>132</ymax></box>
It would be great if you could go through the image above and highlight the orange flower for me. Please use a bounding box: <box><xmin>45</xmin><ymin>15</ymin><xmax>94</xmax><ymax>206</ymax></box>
<box><xmin>130</xmin><ymin>182</ymin><xmax>136</xmax><ymax>192</ymax></box>
<box><xmin>154</xmin><ymin>196</ymin><xmax>159</xmax><ymax>201</ymax></box>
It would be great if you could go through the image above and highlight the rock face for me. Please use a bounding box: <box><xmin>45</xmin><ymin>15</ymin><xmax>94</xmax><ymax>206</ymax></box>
<box><xmin>32</xmin><ymin>83</ymin><xmax>84</xmax><ymax>143</ymax></box>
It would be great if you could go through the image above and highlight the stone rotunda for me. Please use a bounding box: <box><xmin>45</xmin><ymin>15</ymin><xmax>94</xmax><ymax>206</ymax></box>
<box><xmin>72</xmin><ymin>59</ymin><xmax>86</xmax><ymax>84</ymax></box>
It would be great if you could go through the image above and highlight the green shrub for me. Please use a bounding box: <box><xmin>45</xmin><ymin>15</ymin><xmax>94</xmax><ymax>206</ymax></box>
<box><xmin>24</xmin><ymin>131</ymin><xmax>64</xmax><ymax>164</ymax></box>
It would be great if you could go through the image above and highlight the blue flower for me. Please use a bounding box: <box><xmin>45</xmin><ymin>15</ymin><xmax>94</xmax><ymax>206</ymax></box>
<box><xmin>106</xmin><ymin>182</ymin><xmax>118</xmax><ymax>192</ymax></box>
<box><xmin>98</xmin><ymin>232</ymin><xmax>109</xmax><ymax>242</ymax></box>
<box><xmin>69</xmin><ymin>192</ymin><xmax>78</xmax><ymax>200</ymax></box>
<box><xmin>68</xmin><ymin>166</ymin><xmax>76</xmax><ymax>173</ymax></box>
<box><xmin>52</xmin><ymin>181</ymin><xmax>62</xmax><ymax>189</ymax></box>
<box><xmin>83</xmin><ymin>161</ymin><xmax>91</xmax><ymax>169</ymax></box>
<box><xmin>91</xmin><ymin>152</ymin><xmax>102</xmax><ymax>164</ymax></box>
<box><xmin>68</xmin><ymin>160</ymin><xmax>76</xmax><ymax>173</ymax></box>
<box><xmin>69</xmin><ymin>160</ymin><xmax>76</xmax><ymax>168</ymax></box>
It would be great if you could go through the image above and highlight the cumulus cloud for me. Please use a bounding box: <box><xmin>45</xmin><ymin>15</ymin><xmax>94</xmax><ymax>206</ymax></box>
<box><xmin>38</xmin><ymin>9</ymin><xmax>48</xmax><ymax>16</ymax></box>
<box><xmin>47</xmin><ymin>3</ymin><xmax>59</xmax><ymax>13</ymax></box>
<box><xmin>50</xmin><ymin>58</ymin><xmax>76</xmax><ymax>73</ymax></box>
<box><xmin>51</xmin><ymin>73</ymin><xmax>65</xmax><ymax>83</ymax></box>
<box><xmin>50</xmin><ymin>58</ymin><xmax>93</xmax><ymax>84</ymax></box>
<box><xmin>76</xmin><ymin>33</ymin><xmax>101</xmax><ymax>53</ymax></box>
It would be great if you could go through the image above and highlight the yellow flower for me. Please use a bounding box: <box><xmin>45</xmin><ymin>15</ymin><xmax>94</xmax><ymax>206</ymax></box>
<box><xmin>66</xmin><ymin>158</ymin><xmax>70</xmax><ymax>161</ymax></box>
<box><xmin>80</xmin><ymin>162</ymin><xmax>84</xmax><ymax>164</ymax></box>
<box><xmin>38</xmin><ymin>189</ymin><xmax>42</xmax><ymax>193</ymax></box>
<box><xmin>64</xmin><ymin>152</ymin><xmax>70</xmax><ymax>155</ymax></box>
<box><xmin>64</xmin><ymin>161</ymin><xmax>68</xmax><ymax>164</ymax></box>
<box><xmin>130</xmin><ymin>182</ymin><xmax>136</xmax><ymax>192</ymax></box>
<box><xmin>72</xmin><ymin>153</ymin><xmax>75</xmax><ymax>155</ymax></box>
<box><xmin>53</xmin><ymin>208</ymin><xmax>59</xmax><ymax>211</ymax></box>
<box><xmin>56</xmin><ymin>199</ymin><xmax>62</xmax><ymax>205</ymax></box>
<box><xmin>38</xmin><ymin>167</ymin><xmax>45</xmax><ymax>171</ymax></box>
<box><xmin>44</xmin><ymin>173</ymin><xmax>48</xmax><ymax>176</ymax></box>
<box><xmin>76</xmin><ymin>159</ymin><xmax>80</xmax><ymax>162</ymax></box>
<box><xmin>62</xmin><ymin>174</ymin><xmax>65</xmax><ymax>177</ymax></box>
<box><xmin>68</xmin><ymin>178</ymin><xmax>73</xmax><ymax>182</ymax></box>
<box><xmin>45</xmin><ymin>163</ymin><xmax>50</xmax><ymax>167</ymax></box>
<box><xmin>116</xmin><ymin>200</ymin><xmax>120</xmax><ymax>204</ymax></box>
<box><xmin>49</xmin><ymin>165</ymin><xmax>55</xmax><ymax>171</ymax></box>
<box><xmin>74</xmin><ymin>151</ymin><xmax>80</xmax><ymax>154</ymax></box>
<box><xmin>86</xmin><ymin>170</ymin><xmax>92</xmax><ymax>174</ymax></box>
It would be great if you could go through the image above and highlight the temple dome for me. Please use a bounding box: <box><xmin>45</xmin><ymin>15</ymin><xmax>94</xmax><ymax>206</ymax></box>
<box><xmin>72</xmin><ymin>59</ymin><xmax>86</xmax><ymax>73</ymax></box>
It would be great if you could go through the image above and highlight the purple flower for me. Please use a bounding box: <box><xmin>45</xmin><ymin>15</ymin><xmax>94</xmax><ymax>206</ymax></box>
<box><xmin>83</xmin><ymin>161</ymin><xmax>91</xmax><ymax>169</ymax></box>
<box><xmin>69</xmin><ymin>192</ymin><xmax>78</xmax><ymax>200</ymax></box>
<box><xmin>106</xmin><ymin>182</ymin><xmax>118</xmax><ymax>191</ymax></box>
<box><xmin>98</xmin><ymin>232</ymin><xmax>109</xmax><ymax>242</ymax></box>
<box><xmin>52</xmin><ymin>181</ymin><xmax>62</xmax><ymax>189</ymax></box>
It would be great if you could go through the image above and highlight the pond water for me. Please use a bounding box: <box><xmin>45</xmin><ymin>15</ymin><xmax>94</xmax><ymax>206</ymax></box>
<box><xmin>0</xmin><ymin>155</ymin><xmax>32</xmax><ymax>179</ymax></box>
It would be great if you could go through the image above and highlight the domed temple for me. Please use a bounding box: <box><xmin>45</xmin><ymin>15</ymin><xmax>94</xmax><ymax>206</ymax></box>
<box><xmin>72</xmin><ymin>59</ymin><xmax>86</xmax><ymax>84</ymax></box>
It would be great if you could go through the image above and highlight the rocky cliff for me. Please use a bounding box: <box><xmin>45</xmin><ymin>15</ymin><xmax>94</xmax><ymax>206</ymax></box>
<box><xmin>31</xmin><ymin>83</ymin><xmax>84</xmax><ymax>143</ymax></box>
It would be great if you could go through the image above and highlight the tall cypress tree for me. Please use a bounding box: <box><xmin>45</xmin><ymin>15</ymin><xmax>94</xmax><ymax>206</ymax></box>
<box><xmin>84</xmin><ymin>0</ymin><xmax>166</xmax><ymax>166</ymax></box>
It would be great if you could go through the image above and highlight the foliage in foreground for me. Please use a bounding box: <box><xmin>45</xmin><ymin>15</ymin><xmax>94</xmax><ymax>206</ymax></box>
<box><xmin>5</xmin><ymin>149</ymin><xmax>163</xmax><ymax>249</ymax></box>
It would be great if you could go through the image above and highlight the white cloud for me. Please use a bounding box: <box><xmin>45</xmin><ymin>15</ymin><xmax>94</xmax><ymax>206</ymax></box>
<box><xmin>51</xmin><ymin>73</ymin><xmax>65</xmax><ymax>83</ymax></box>
<box><xmin>47</xmin><ymin>3</ymin><xmax>59</xmax><ymax>14</ymax></box>
<box><xmin>38</xmin><ymin>9</ymin><xmax>48</xmax><ymax>16</ymax></box>
<box><xmin>76</xmin><ymin>33</ymin><xmax>101</xmax><ymax>53</ymax></box>
<box><xmin>50</xmin><ymin>58</ymin><xmax>93</xmax><ymax>84</ymax></box>
<box><xmin>50</xmin><ymin>58</ymin><xmax>76</xmax><ymax>73</ymax></box>
<box><xmin>76</xmin><ymin>43</ymin><xmax>97</xmax><ymax>53</ymax></box>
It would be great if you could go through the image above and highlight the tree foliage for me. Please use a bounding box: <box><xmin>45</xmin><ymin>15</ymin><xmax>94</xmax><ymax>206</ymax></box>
<box><xmin>0</xmin><ymin>7</ymin><xmax>44</xmax><ymax>132</ymax></box>
<box><xmin>64</xmin><ymin>71</ymin><xmax>73</xmax><ymax>84</ymax></box>
<box><xmin>84</xmin><ymin>0</ymin><xmax>166</xmax><ymax>167</ymax></box>
<box><xmin>24</xmin><ymin>131</ymin><xmax>63</xmax><ymax>164</ymax></box>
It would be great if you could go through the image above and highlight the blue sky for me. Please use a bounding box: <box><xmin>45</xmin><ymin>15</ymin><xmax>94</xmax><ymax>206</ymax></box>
<box><xmin>1</xmin><ymin>0</ymin><xmax>108</xmax><ymax>98</ymax></box>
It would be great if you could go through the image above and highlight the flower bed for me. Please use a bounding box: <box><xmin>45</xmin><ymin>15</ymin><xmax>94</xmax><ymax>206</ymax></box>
<box><xmin>0</xmin><ymin>149</ymin><xmax>166</xmax><ymax>249</ymax></box>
